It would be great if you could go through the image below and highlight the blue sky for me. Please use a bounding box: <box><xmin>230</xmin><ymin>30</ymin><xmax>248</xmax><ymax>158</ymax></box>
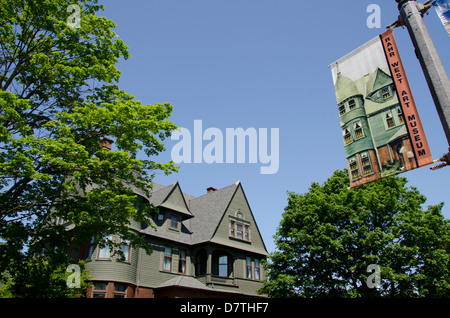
<box><xmin>100</xmin><ymin>0</ymin><xmax>450</xmax><ymax>253</ymax></box>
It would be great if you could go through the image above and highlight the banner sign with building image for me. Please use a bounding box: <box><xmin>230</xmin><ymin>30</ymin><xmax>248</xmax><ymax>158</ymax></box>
<box><xmin>329</xmin><ymin>29</ymin><xmax>433</xmax><ymax>188</ymax></box>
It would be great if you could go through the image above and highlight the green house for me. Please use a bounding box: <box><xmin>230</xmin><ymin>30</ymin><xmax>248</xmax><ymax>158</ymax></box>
<box><xmin>334</xmin><ymin>67</ymin><xmax>415</xmax><ymax>187</ymax></box>
<box><xmin>76</xmin><ymin>180</ymin><xmax>269</xmax><ymax>298</ymax></box>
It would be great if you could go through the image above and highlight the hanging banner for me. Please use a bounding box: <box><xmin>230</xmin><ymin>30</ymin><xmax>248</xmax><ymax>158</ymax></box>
<box><xmin>329</xmin><ymin>29</ymin><xmax>433</xmax><ymax>188</ymax></box>
<box><xmin>433</xmin><ymin>0</ymin><xmax>450</xmax><ymax>36</ymax></box>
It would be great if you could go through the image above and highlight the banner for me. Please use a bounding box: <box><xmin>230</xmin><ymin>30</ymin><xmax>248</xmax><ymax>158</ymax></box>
<box><xmin>329</xmin><ymin>29</ymin><xmax>433</xmax><ymax>188</ymax></box>
<box><xmin>433</xmin><ymin>0</ymin><xmax>450</xmax><ymax>36</ymax></box>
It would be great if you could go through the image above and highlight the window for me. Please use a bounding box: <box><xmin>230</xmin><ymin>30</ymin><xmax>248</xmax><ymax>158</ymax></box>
<box><xmin>92</xmin><ymin>282</ymin><xmax>108</xmax><ymax>298</ymax></box>
<box><xmin>230</xmin><ymin>221</ymin><xmax>250</xmax><ymax>241</ymax></box>
<box><xmin>113</xmin><ymin>283</ymin><xmax>127</xmax><ymax>298</ymax></box>
<box><xmin>178</xmin><ymin>249</ymin><xmax>186</xmax><ymax>274</ymax></box>
<box><xmin>386</xmin><ymin>111</ymin><xmax>394</xmax><ymax>128</ymax></box>
<box><xmin>397</xmin><ymin>106</ymin><xmax>404</xmax><ymax>124</ymax></box>
<box><xmin>348</xmin><ymin>157</ymin><xmax>360</xmax><ymax>180</ymax></box>
<box><xmin>236</xmin><ymin>223</ymin><xmax>243</xmax><ymax>239</ymax></box>
<box><xmin>254</xmin><ymin>259</ymin><xmax>261</xmax><ymax>280</ymax></box>
<box><xmin>212</xmin><ymin>251</ymin><xmax>232</xmax><ymax>277</ymax></box>
<box><xmin>163</xmin><ymin>247</ymin><xmax>172</xmax><ymax>271</ymax></box>
<box><xmin>382</xmin><ymin>86</ymin><xmax>391</xmax><ymax>99</ymax></box>
<box><xmin>360</xmin><ymin>152</ymin><xmax>373</xmax><ymax>175</ymax></box>
<box><xmin>338</xmin><ymin>103</ymin><xmax>346</xmax><ymax>115</ymax></box>
<box><xmin>119</xmin><ymin>238</ymin><xmax>130</xmax><ymax>262</ymax></box>
<box><xmin>85</xmin><ymin>236</ymin><xmax>96</xmax><ymax>259</ymax></box>
<box><xmin>170</xmin><ymin>215</ymin><xmax>179</xmax><ymax>230</ymax></box>
<box><xmin>230</xmin><ymin>221</ymin><xmax>235</xmax><ymax>237</ymax></box>
<box><xmin>348</xmin><ymin>99</ymin><xmax>356</xmax><ymax>110</ymax></box>
<box><xmin>245</xmin><ymin>258</ymin><xmax>261</xmax><ymax>280</ymax></box>
<box><xmin>195</xmin><ymin>249</ymin><xmax>207</xmax><ymax>276</ymax></box>
<box><xmin>246</xmin><ymin>257</ymin><xmax>252</xmax><ymax>279</ymax></box>
<box><xmin>343</xmin><ymin>128</ymin><xmax>352</xmax><ymax>145</ymax></box>
<box><xmin>98</xmin><ymin>235</ymin><xmax>112</xmax><ymax>259</ymax></box>
<box><xmin>218</xmin><ymin>255</ymin><xmax>228</xmax><ymax>277</ymax></box>
<box><xmin>354</xmin><ymin>121</ymin><xmax>364</xmax><ymax>139</ymax></box>
<box><xmin>158</xmin><ymin>213</ymin><xmax>164</xmax><ymax>221</ymax></box>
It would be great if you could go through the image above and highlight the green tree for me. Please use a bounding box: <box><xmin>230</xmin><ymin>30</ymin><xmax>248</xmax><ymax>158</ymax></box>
<box><xmin>0</xmin><ymin>0</ymin><xmax>178</xmax><ymax>296</ymax></box>
<box><xmin>259</xmin><ymin>170</ymin><xmax>450</xmax><ymax>298</ymax></box>
<box><xmin>1</xmin><ymin>259</ymin><xmax>91</xmax><ymax>298</ymax></box>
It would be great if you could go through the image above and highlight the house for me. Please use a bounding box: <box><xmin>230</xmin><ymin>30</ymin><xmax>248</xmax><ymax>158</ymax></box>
<box><xmin>75</xmin><ymin>180</ymin><xmax>269</xmax><ymax>298</ymax></box>
<box><xmin>334</xmin><ymin>67</ymin><xmax>416</xmax><ymax>187</ymax></box>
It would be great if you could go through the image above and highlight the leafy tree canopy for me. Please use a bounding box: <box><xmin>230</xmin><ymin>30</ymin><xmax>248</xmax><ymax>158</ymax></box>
<box><xmin>260</xmin><ymin>170</ymin><xmax>450</xmax><ymax>298</ymax></box>
<box><xmin>0</xmin><ymin>0</ymin><xmax>178</xmax><ymax>296</ymax></box>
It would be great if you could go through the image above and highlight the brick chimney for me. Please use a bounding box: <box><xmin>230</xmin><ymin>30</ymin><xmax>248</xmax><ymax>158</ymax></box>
<box><xmin>206</xmin><ymin>187</ymin><xmax>217</xmax><ymax>194</ymax></box>
<box><xmin>100</xmin><ymin>137</ymin><xmax>113</xmax><ymax>151</ymax></box>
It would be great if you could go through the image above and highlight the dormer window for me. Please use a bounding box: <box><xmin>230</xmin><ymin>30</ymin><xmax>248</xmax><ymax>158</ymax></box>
<box><xmin>229</xmin><ymin>214</ymin><xmax>250</xmax><ymax>242</ymax></box>
<box><xmin>382</xmin><ymin>86</ymin><xmax>391</xmax><ymax>100</ymax></box>
<box><xmin>169</xmin><ymin>215</ymin><xmax>180</xmax><ymax>231</ymax></box>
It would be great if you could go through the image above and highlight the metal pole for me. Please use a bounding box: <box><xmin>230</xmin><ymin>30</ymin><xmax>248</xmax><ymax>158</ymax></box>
<box><xmin>395</xmin><ymin>0</ymin><xmax>450</xmax><ymax>165</ymax></box>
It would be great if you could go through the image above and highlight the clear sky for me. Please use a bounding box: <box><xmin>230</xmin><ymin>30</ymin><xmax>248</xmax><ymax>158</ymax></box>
<box><xmin>100</xmin><ymin>0</ymin><xmax>450</xmax><ymax>254</ymax></box>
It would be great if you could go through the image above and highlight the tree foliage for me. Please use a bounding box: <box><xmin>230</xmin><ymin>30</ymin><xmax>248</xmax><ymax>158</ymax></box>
<box><xmin>0</xmin><ymin>0</ymin><xmax>178</xmax><ymax>296</ymax></box>
<box><xmin>260</xmin><ymin>170</ymin><xmax>450</xmax><ymax>298</ymax></box>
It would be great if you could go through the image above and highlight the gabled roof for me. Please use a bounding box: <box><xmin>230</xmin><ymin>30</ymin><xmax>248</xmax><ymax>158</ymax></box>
<box><xmin>148</xmin><ymin>181</ymin><xmax>193</xmax><ymax>220</ymax></box>
<box><xmin>140</xmin><ymin>180</ymin><xmax>267</xmax><ymax>256</ymax></box>
<box><xmin>188</xmin><ymin>182</ymin><xmax>239</xmax><ymax>244</ymax></box>
<box><xmin>366</xmin><ymin>67</ymin><xmax>393</xmax><ymax>100</ymax></box>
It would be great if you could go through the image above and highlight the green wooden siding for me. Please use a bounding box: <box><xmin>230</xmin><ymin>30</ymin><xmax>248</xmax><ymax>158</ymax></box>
<box><xmin>211</xmin><ymin>185</ymin><xmax>268</xmax><ymax>256</ymax></box>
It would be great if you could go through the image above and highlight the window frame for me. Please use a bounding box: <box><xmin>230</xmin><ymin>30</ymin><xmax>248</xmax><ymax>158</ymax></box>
<box><xmin>85</xmin><ymin>236</ymin><xmax>96</xmax><ymax>260</ymax></box>
<box><xmin>343</xmin><ymin>127</ymin><xmax>352</xmax><ymax>145</ymax></box>
<box><xmin>360</xmin><ymin>152</ymin><xmax>374</xmax><ymax>175</ymax></box>
<box><xmin>92</xmin><ymin>282</ymin><xmax>108</xmax><ymax>298</ymax></box>
<box><xmin>163</xmin><ymin>246</ymin><xmax>172</xmax><ymax>272</ymax></box>
<box><xmin>119</xmin><ymin>237</ymin><xmax>131</xmax><ymax>263</ymax></box>
<box><xmin>385</xmin><ymin>111</ymin><xmax>395</xmax><ymax>128</ymax></box>
<box><xmin>254</xmin><ymin>259</ymin><xmax>261</xmax><ymax>281</ymax></box>
<box><xmin>178</xmin><ymin>249</ymin><xmax>187</xmax><ymax>274</ymax></box>
<box><xmin>338</xmin><ymin>102</ymin><xmax>346</xmax><ymax>116</ymax></box>
<box><xmin>348</xmin><ymin>99</ymin><xmax>356</xmax><ymax>110</ymax></box>
<box><xmin>229</xmin><ymin>221</ymin><xmax>251</xmax><ymax>242</ymax></box>
<box><xmin>246</xmin><ymin>257</ymin><xmax>252</xmax><ymax>279</ymax></box>
<box><xmin>382</xmin><ymin>86</ymin><xmax>391</xmax><ymax>100</ymax></box>
<box><xmin>354</xmin><ymin>121</ymin><xmax>364</xmax><ymax>139</ymax></box>
<box><xmin>113</xmin><ymin>283</ymin><xmax>127</xmax><ymax>298</ymax></box>
<box><xmin>397</xmin><ymin>106</ymin><xmax>404</xmax><ymax>124</ymax></box>
<box><xmin>97</xmin><ymin>234</ymin><xmax>113</xmax><ymax>260</ymax></box>
<box><xmin>348</xmin><ymin>157</ymin><xmax>360</xmax><ymax>180</ymax></box>
<box><xmin>218</xmin><ymin>255</ymin><xmax>229</xmax><ymax>277</ymax></box>
<box><xmin>169</xmin><ymin>214</ymin><xmax>180</xmax><ymax>231</ymax></box>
